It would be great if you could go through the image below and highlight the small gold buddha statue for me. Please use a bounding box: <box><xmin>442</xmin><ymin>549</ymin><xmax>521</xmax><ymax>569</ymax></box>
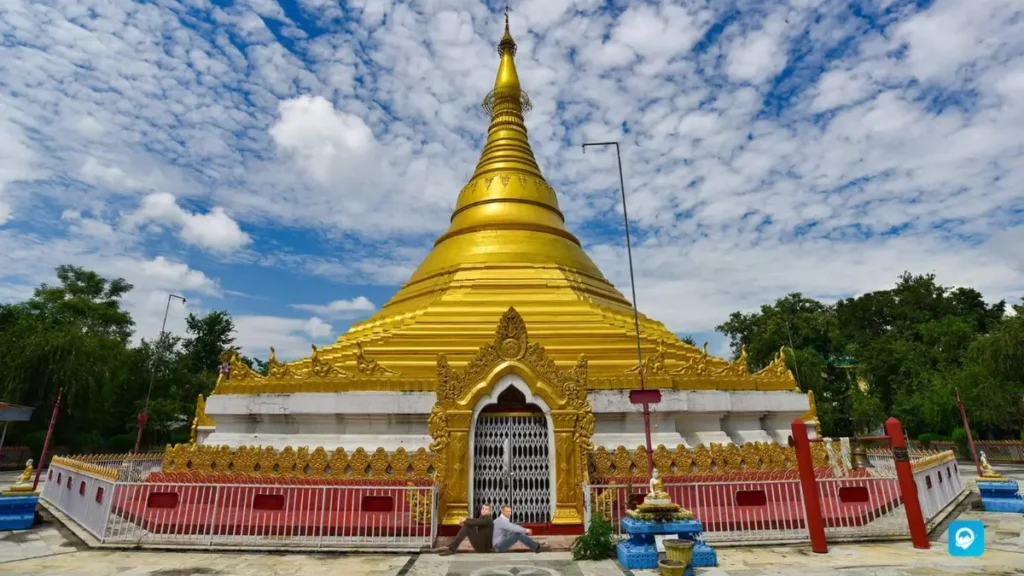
<box><xmin>627</xmin><ymin>466</ymin><xmax>694</xmax><ymax>521</ymax></box>
<box><xmin>646</xmin><ymin>467</ymin><xmax>670</xmax><ymax>502</ymax></box>
<box><xmin>979</xmin><ymin>451</ymin><xmax>1005</xmax><ymax>480</ymax></box>
<box><xmin>5</xmin><ymin>459</ymin><xmax>36</xmax><ymax>494</ymax></box>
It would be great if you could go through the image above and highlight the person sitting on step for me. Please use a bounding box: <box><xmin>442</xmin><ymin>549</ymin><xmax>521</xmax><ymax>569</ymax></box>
<box><xmin>493</xmin><ymin>505</ymin><xmax>550</xmax><ymax>553</ymax></box>
<box><xmin>439</xmin><ymin>504</ymin><xmax>494</xmax><ymax>555</ymax></box>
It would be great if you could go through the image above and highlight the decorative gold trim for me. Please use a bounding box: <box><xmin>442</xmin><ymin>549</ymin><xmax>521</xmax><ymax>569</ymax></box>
<box><xmin>50</xmin><ymin>456</ymin><xmax>120</xmax><ymax>481</ymax></box>
<box><xmin>670</xmin><ymin>342</ymin><xmax>709</xmax><ymax>375</ymax></box>
<box><xmin>161</xmin><ymin>444</ymin><xmax>435</xmax><ymax>481</ymax></box>
<box><xmin>910</xmin><ymin>450</ymin><xmax>956</xmax><ymax>472</ymax></box>
<box><xmin>355</xmin><ymin>343</ymin><xmax>400</xmax><ymax>376</ymax></box>
<box><xmin>429</xmin><ymin>307</ymin><xmax>594</xmax><ymax>526</ymax></box>
<box><xmin>799</xmin><ymin>390</ymin><xmax>821</xmax><ymax>437</ymax></box>
<box><xmin>590</xmin><ymin>440</ymin><xmax>844</xmax><ymax>480</ymax></box>
<box><xmin>190</xmin><ymin>394</ymin><xmax>216</xmax><ymax>443</ymax></box>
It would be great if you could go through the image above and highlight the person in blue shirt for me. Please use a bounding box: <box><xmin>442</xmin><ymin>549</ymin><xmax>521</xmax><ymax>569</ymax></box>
<box><xmin>492</xmin><ymin>505</ymin><xmax>550</xmax><ymax>553</ymax></box>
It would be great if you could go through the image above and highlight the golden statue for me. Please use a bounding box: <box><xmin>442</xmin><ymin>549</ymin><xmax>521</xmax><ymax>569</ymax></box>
<box><xmin>979</xmin><ymin>451</ymin><xmax>1004</xmax><ymax>480</ymax></box>
<box><xmin>647</xmin><ymin>467</ymin><xmax>668</xmax><ymax>501</ymax></box>
<box><xmin>627</xmin><ymin>467</ymin><xmax>692</xmax><ymax>521</ymax></box>
<box><xmin>5</xmin><ymin>459</ymin><xmax>36</xmax><ymax>494</ymax></box>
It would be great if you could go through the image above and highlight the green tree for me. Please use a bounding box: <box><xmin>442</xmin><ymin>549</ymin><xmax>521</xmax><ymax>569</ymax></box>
<box><xmin>183</xmin><ymin>310</ymin><xmax>235</xmax><ymax>374</ymax></box>
<box><xmin>0</xmin><ymin>266</ymin><xmax>135</xmax><ymax>450</ymax></box>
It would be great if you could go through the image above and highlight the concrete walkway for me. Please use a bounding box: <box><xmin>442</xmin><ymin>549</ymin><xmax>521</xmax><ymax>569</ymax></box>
<box><xmin>1</xmin><ymin>463</ymin><xmax>1021</xmax><ymax>575</ymax></box>
<box><xmin>1</xmin><ymin>510</ymin><xmax>1020</xmax><ymax>576</ymax></box>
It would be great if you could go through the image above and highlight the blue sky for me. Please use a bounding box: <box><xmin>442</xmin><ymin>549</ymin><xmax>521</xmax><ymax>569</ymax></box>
<box><xmin>1</xmin><ymin>0</ymin><xmax>1022</xmax><ymax>361</ymax></box>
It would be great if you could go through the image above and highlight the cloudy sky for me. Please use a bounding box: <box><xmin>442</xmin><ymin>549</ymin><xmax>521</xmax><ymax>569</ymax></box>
<box><xmin>1</xmin><ymin>0</ymin><xmax>1022</xmax><ymax>361</ymax></box>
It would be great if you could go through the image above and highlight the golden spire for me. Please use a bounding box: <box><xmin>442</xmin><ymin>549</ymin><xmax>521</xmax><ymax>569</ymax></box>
<box><xmin>430</xmin><ymin>11</ymin><xmax>581</xmax><ymax>252</ymax></box>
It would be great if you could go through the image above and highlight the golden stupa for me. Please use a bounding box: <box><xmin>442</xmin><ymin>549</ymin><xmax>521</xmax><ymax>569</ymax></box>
<box><xmin>213</xmin><ymin>15</ymin><xmax>796</xmax><ymax>396</ymax></box>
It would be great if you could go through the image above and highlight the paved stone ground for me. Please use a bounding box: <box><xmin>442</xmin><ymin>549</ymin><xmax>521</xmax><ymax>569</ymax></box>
<box><xmin>0</xmin><ymin>464</ymin><xmax>1021</xmax><ymax>575</ymax></box>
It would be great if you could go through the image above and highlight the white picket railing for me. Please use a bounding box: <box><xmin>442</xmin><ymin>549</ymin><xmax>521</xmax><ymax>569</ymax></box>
<box><xmin>40</xmin><ymin>465</ymin><xmax>117</xmax><ymax>540</ymax></box>
<box><xmin>586</xmin><ymin>480</ymin><xmax>812</xmax><ymax>545</ymax></box>
<box><xmin>816</xmin><ymin>476</ymin><xmax>909</xmax><ymax>541</ymax></box>
<box><xmin>85</xmin><ymin>455</ymin><xmax>165</xmax><ymax>483</ymax></box>
<box><xmin>41</xmin><ymin>460</ymin><xmax>437</xmax><ymax>551</ymax></box>
<box><xmin>913</xmin><ymin>456</ymin><xmax>965</xmax><ymax>526</ymax></box>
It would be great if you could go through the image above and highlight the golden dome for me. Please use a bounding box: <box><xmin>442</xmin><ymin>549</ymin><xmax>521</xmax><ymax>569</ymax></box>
<box><xmin>215</xmin><ymin>18</ymin><xmax>796</xmax><ymax>394</ymax></box>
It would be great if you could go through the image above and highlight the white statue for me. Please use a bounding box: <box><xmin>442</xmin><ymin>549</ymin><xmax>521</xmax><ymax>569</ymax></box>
<box><xmin>823</xmin><ymin>438</ymin><xmax>845</xmax><ymax>478</ymax></box>
<box><xmin>840</xmin><ymin>437</ymin><xmax>852</xmax><ymax>475</ymax></box>
<box><xmin>649</xmin><ymin>467</ymin><xmax>664</xmax><ymax>496</ymax></box>
<box><xmin>642</xmin><ymin>467</ymin><xmax>672</xmax><ymax>506</ymax></box>
<box><xmin>979</xmin><ymin>451</ymin><xmax>1002</xmax><ymax>479</ymax></box>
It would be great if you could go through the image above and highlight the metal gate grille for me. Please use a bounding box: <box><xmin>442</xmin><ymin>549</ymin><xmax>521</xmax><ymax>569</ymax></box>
<box><xmin>473</xmin><ymin>414</ymin><xmax>551</xmax><ymax>524</ymax></box>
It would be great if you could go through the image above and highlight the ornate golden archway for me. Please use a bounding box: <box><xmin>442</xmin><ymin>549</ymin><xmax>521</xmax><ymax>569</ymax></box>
<box><xmin>429</xmin><ymin>307</ymin><xmax>594</xmax><ymax>526</ymax></box>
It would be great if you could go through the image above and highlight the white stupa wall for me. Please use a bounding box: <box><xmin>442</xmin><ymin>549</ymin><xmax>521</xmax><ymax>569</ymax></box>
<box><xmin>202</xmin><ymin>389</ymin><xmax>810</xmax><ymax>451</ymax></box>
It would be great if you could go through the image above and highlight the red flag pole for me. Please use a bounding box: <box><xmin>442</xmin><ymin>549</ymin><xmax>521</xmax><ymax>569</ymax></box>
<box><xmin>32</xmin><ymin>388</ymin><xmax>62</xmax><ymax>491</ymax></box>
<box><xmin>955</xmin><ymin>387</ymin><xmax>982</xmax><ymax>477</ymax></box>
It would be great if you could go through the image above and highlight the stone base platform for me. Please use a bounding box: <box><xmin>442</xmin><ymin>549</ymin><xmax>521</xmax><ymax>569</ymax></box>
<box><xmin>616</xmin><ymin>516</ymin><xmax>718</xmax><ymax>571</ymax></box>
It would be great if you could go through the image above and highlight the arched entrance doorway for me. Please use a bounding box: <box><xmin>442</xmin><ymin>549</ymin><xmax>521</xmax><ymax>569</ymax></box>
<box><xmin>470</xmin><ymin>376</ymin><xmax>553</xmax><ymax>524</ymax></box>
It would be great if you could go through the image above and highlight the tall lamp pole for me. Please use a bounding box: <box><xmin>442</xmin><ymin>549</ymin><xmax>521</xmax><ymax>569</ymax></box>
<box><xmin>134</xmin><ymin>293</ymin><xmax>187</xmax><ymax>453</ymax></box>
<box><xmin>582</xmin><ymin>141</ymin><xmax>658</xmax><ymax>476</ymax></box>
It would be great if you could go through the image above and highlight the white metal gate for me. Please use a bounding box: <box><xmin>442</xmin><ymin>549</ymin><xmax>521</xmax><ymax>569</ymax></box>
<box><xmin>473</xmin><ymin>413</ymin><xmax>550</xmax><ymax>524</ymax></box>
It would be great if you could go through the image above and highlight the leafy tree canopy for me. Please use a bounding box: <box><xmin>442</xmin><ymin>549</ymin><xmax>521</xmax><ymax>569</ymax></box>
<box><xmin>0</xmin><ymin>266</ymin><xmax>245</xmax><ymax>453</ymax></box>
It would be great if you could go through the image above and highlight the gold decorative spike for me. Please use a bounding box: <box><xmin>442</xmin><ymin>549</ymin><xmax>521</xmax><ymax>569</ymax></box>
<box><xmin>355</xmin><ymin>343</ymin><xmax>399</xmax><ymax>376</ymax></box>
<box><xmin>713</xmin><ymin>345</ymin><xmax>749</xmax><ymax>376</ymax></box>
<box><xmin>189</xmin><ymin>394</ymin><xmax>216</xmax><ymax>444</ymax></box>
<box><xmin>310</xmin><ymin>344</ymin><xmax>348</xmax><ymax>378</ymax></box>
<box><xmin>267</xmin><ymin>346</ymin><xmax>299</xmax><ymax>379</ymax></box>
<box><xmin>671</xmin><ymin>342</ymin><xmax>709</xmax><ymax>375</ymax></box>
<box><xmin>626</xmin><ymin>340</ymin><xmax>666</xmax><ymax>375</ymax></box>
<box><xmin>800</xmin><ymin>390</ymin><xmax>821</xmax><ymax>437</ymax></box>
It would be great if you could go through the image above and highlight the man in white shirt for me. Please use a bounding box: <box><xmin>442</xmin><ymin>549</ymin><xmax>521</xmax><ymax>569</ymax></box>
<box><xmin>492</xmin><ymin>505</ymin><xmax>550</xmax><ymax>553</ymax></box>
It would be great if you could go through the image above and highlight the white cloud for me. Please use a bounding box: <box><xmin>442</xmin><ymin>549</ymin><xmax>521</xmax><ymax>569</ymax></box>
<box><xmin>0</xmin><ymin>0</ymin><xmax>1020</xmax><ymax>354</ymax></box>
<box><xmin>726</xmin><ymin>18</ymin><xmax>789</xmax><ymax>84</ymax></box>
<box><xmin>233</xmin><ymin>314</ymin><xmax>335</xmax><ymax>360</ymax></box>
<box><xmin>125</xmin><ymin>192</ymin><xmax>251</xmax><ymax>253</ymax></box>
<box><xmin>291</xmin><ymin>296</ymin><xmax>376</xmax><ymax>318</ymax></box>
<box><xmin>0</xmin><ymin>117</ymin><xmax>38</xmax><ymax>226</ymax></box>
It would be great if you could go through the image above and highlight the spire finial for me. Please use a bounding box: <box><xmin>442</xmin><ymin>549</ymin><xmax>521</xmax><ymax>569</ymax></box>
<box><xmin>498</xmin><ymin>3</ymin><xmax>516</xmax><ymax>57</ymax></box>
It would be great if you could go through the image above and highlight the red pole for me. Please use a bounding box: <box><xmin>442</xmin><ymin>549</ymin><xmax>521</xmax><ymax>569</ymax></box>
<box><xmin>32</xmin><ymin>388</ymin><xmax>62</xmax><ymax>491</ymax></box>
<box><xmin>641</xmin><ymin>403</ymin><xmax>655</xmax><ymax>474</ymax></box>
<box><xmin>885</xmin><ymin>417</ymin><xmax>929</xmax><ymax>549</ymax></box>
<box><xmin>955</xmin><ymin>388</ymin><xmax>982</xmax><ymax>477</ymax></box>
<box><xmin>791</xmin><ymin>419</ymin><xmax>827</xmax><ymax>553</ymax></box>
<box><xmin>133</xmin><ymin>412</ymin><xmax>148</xmax><ymax>454</ymax></box>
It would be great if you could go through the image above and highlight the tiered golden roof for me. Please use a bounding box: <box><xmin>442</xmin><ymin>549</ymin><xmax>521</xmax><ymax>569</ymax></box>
<box><xmin>214</xmin><ymin>18</ymin><xmax>797</xmax><ymax>395</ymax></box>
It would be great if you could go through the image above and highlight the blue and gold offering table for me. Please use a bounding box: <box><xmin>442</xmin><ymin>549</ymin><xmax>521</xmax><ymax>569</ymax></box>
<box><xmin>976</xmin><ymin>452</ymin><xmax>1024</xmax><ymax>514</ymax></box>
<box><xmin>615</xmin><ymin>468</ymin><xmax>718</xmax><ymax>573</ymax></box>
<box><xmin>0</xmin><ymin>461</ymin><xmax>39</xmax><ymax>531</ymax></box>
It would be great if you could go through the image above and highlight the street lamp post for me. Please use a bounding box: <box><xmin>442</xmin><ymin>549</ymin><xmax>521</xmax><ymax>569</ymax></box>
<box><xmin>134</xmin><ymin>293</ymin><xmax>187</xmax><ymax>453</ymax></box>
<box><xmin>582</xmin><ymin>141</ymin><xmax>659</xmax><ymax>476</ymax></box>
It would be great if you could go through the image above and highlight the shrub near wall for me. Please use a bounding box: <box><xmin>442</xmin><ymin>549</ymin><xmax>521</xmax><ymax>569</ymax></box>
<box><xmin>917</xmin><ymin>433</ymin><xmax>949</xmax><ymax>450</ymax></box>
<box><xmin>952</xmin><ymin>428</ymin><xmax>969</xmax><ymax>459</ymax></box>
